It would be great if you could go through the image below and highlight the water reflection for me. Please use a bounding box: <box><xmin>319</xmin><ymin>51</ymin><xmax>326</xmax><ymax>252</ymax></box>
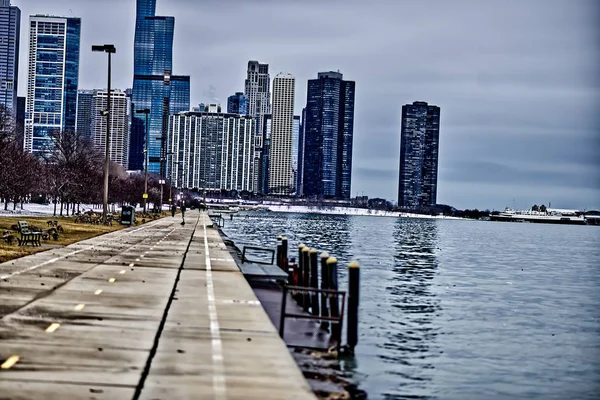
<box><xmin>379</xmin><ymin>218</ymin><xmax>441</xmax><ymax>399</ymax></box>
<box><xmin>225</xmin><ymin>212</ymin><xmax>354</xmax><ymax>263</ymax></box>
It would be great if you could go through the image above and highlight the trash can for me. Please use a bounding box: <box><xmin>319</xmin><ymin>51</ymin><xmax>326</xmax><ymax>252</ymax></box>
<box><xmin>120</xmin><ymin>205</ymin><xmax>135</xmax><ymax>226</ymax></box>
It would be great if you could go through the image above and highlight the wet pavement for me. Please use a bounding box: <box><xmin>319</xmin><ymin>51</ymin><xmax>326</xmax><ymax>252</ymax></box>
<box><xmin>0</xmin><ymin>210</ymin><xmax>315</xmax><ymax>400</ymax></box>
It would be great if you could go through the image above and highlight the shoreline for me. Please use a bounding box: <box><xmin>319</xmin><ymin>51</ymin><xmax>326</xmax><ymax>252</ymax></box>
<box><xmin>263</xmin><ymin>204</ymin><xmax>463</xmax><ymax>219</ymax></box>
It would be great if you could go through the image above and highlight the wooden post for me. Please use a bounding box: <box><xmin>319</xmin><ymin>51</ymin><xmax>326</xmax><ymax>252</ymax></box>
<box><xmin>301</xmin><ymin>247</ymin><xmax>310</xmax><ymax>311</ymax></box>
<box><xmin>276</xmin><ymin>236</ymin><xmax>282</xmax><ymax>268</ymax></box>
<box><xmin>327</xmin><ymin>256</ymin><xmax>340</xmax><ymax>339</ymax></box>
<box><xmin>296</xmin><ymin>244</ymin><xmax>305</xmax><ymax>304</ymax></box>
<box><xmin>320</xmin><ymin>251</ymin><xmax>330</xmax><ymax>330</ymax></box>
<box><xmin>281</xmin><ymin>236</ymin><xmax>288</xmax><ymax>272</ymax></box>
<box><xmin>309</xmin><ymin>248</ymin><xmax>319</xmax><ymax>316</ymax></box>
<box><xmin>347</xmin><ymin>260</ymin><xmax>360</xmax><ymax>353</ymax></box>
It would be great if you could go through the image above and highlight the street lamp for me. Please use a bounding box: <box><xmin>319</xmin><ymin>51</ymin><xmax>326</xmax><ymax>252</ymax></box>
<box><xmin>92</xmin><ymin>44</ymin><xmax>116</xmax><ymax>224</ymax></box>
<box><xmin>136</xmin><ymin>108</ymin><xmax>150</xmax><ymax>213</ymax></box>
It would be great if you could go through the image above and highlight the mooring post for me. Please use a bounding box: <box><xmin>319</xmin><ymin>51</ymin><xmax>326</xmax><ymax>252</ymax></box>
<box><xmin>276</xmin><ymin>236</ymin><xmax>282</xmax><ymax>268</ymax></box>
<box><xmin>297</xmin><ymin>243</ymin><xmax>306</xmax><ymax>304</ymax></box>
<box><xmin>347</xmin><ymin>260</ymin><xmax>360</xmax><ymax>353</ymax></box>
<box><xmin>328</xmin><ymin>256</ymin><xmax>340</xmax><ymax>339</ymax></box>
<box><xmin>281</xmin><ymin>236</ymin><xmax>288</xmax><ymax>272</ymax></box>
<box><xmin>320</xmin><ymin>251</ymin><xmax>330</xmax><ymax>330</ymax></box>
<box><xmin>309</xmin><ymin>248</ymin><xmax>319</xmax><ymax>316</ymax></box>
<box><xmin>301</xmin><ymin>246</ymin><xmax>310</xmax><ymax>311</ymax></box>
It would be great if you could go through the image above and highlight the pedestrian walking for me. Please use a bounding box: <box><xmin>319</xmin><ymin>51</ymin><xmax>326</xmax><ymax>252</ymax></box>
<box><xmin>170</xmin><ymin>203</ymin><xmax>176</xmax><ymax>218</ymax></box>
<box><xmin>180</xmin><ymin>201</ymin><xmax>186</xmax><ymax>225</ymax></box>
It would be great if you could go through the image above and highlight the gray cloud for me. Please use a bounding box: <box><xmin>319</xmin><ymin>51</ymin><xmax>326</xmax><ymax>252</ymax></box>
<box><xmin>12</xmin><ymin>0</ymin><xmax>600</xmax><ymax>210</ymax></box>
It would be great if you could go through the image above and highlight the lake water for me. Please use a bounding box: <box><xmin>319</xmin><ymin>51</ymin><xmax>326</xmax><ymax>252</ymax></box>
<box><xmin>221</xmin><ymin>212</ymin><xmax>600</xmax><ymax>399</ymax></box>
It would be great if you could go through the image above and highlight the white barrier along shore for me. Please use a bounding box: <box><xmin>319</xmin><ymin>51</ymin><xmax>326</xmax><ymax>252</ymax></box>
<box><xmin>264</xmin><ymin>204</ymin><xmax>462</xmax><ymax>220</ymax></box>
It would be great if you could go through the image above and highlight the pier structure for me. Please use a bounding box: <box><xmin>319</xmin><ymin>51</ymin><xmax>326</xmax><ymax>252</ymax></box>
<box><xmin>0</xmin><ymin>211</ymin><xmax>315</xmax><ymax>399</ymax></box>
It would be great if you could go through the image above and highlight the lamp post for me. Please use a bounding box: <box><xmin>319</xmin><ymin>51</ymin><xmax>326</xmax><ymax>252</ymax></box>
<box><xmin>92</xmin><ymin>44</ymin><xmax>116</xmax><ymax>224</ymax></box>
<box><xmin>136</xmin><ymin>108</ymin><xmax>150</xmax><ymax>213</ymax></box>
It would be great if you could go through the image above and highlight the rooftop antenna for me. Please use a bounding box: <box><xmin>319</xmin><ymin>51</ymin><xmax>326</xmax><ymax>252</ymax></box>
<box><xmin>69</xmin><ymin>9</ymin><xmax>75</xmax><ymax>17</ymax></box>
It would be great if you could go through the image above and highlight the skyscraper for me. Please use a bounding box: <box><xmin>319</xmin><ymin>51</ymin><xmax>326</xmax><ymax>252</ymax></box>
<box><xmin>397</xmin><ymin>101</ymin><xmax>441</xmax><ymax>209</ymax></box>
<box><xmin>244</xmin><ymin>61</ymin><xmax>270</xmax><ymax>135</ymax></box>
<box><xmin>130</xmin><ymin>0</ymin><xmax>190</xmax><ymax>173</ymax></box>
<box><xmin>269</xmin><ymin>73</ymin><xmax>295</xmax><ymax>195</ymax></box>
<box><xmin>75</xmin><ymin>89</ymin><xmax>94</xmax><ymax>138</ymax></box>
<box><xmin>0</xmin><ymin>0</ymin><xmax>20</xmax><ymax>114</ymax></box>
<box><xmin>168</xmin><ymin>108</ymin><xmax>255</xmax><ymax>192</ymax></box>
<box><xmin>302</xmin><ymin>71</ymin><xmax>355</xmax><ymax>199</ymax></box>
<box><xmin>291</xmin><ymin>115</ymin><xmax>301</xmax><ymax>194</ymax></box>
<box><xmin>75</xmin><ymin>89</ymin><xmax>130</xmax><ymax>167</ymax></box>
<box><xmin>227</xmin><ymin>92</ymin><xmax>248</xmax><ymax>115</ymax></box>
<box><xmin>92</xmin><ymin>89</ymin><xmax>130</xmax><ymax>168</ymax></box>
<box><xmin>245</xmin><ymin>61</ymin><xmax>270</xmax><ymax>193</ymax></box>
<box><xmin>24</xmin><ymin>15</ymin><xmax>80</xmax><ymax>155</ymax></box>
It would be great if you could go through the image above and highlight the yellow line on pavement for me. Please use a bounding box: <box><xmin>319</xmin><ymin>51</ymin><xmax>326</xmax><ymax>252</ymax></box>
<box><xmin>0</xmin><ymin>355</ymin><xmax>20</xmax><ymax>369</ymax></box>
<box><xmin>94</xmin><ymin>289</ymin><xmax>103</xmax><ymax>295</ymax></box>
<box><xmin>119</xmin><ymin>270</ymin><xmax>126</xmax><ymax>274</ymax></box>
<box><xmin>45</xmin><ymin>323</ymin><xmax>60</xmax><ymax>333</ymax></box>
<box><xmin>74</xmin><ymin>304</ymin><xmax>85</xmax><ymax>311</ymax></box>
<box><xmin>108</xmin><ymin>278</ymin><xmax>116</xmax><ymax>283</ymax></box>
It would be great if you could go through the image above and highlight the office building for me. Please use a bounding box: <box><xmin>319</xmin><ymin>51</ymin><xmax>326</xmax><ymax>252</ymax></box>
<box><xmin>91</xmin><ymin>89</ymin><xmax>130</xmax><ymax>168</ymax></box>
<box><xmin>75</xmin><ymin>89</ymin><xmax>94</xmax><ymax>138</ymax></box>
<box><xmin>244</xmin><ymin>61</ymin><xmax>270</xmax><ymax>192</ymax></box>
<box><xmin>168</xmin><ymin>108</ymin><xmax>255</xmax><ymax>192</ymax></box>
<box><xmin>15</xmin><ymin>95</ymin><xmax>24</xmax><ymax>140</ymax></box>
<box><xmin>302</xmin><ymin>71</ymin><xmax>355</xmax><ymax>199</ymax></box>
<box><xmin>259</xmin><ymin>114</ymin><xmax>272</xmax><ymax>194</ymax></box>
<box><xmin>24</xmin><ymin>15</ymin><xmax>80</xmax><ymax>155</ymax></box>
<box><xmin>268</xmin><ymin>73</ymin><xmax>295</xmax><ymax>195</ymax></box>
<box><xmin>130</xmin><ymin>0</ymin><xmax>190</xmax><ymax>173</ymax></box>
<box><xmin>291</xmin><ymin>115</ymin><xmax>300</xmax><ymax>194</ymax></box>
<box><xmin>397</xmin><ymin>101</ymin><xmax>440</xmax><ymax>209</ymax></box>
<box><xmin>0</xmin><ymin>0</ymin><xmax>20</xmax><ymax>114</ymax></box>
<box><xmin>227</xmin><ymin>92</ymin><xmax>248</xmax><ymax>115</ymax></box>
<box><xmin>244</xmin><ymin>61</ymin><xmax>270</xmax><ymax>134</ymax></box>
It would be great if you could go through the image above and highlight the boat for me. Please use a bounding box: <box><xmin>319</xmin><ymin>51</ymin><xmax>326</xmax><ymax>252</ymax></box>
<box><xmin>489</xmin><ymin>208</ymin><xmax>587</xmax><ymax>225</ymax></box>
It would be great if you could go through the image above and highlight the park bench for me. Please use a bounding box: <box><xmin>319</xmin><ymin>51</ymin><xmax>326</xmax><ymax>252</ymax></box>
<box><xmin>17</xmin><ymin>221</ymin><xmax>42</xmax><ymax>247</ymax></box>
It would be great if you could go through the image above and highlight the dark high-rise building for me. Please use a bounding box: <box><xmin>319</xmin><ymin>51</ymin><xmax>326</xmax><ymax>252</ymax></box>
<box><xmin>0</xmin><ymin>0</ymin><xmax>20</xmax><ymax>114</ymax></box>
<box><xmin>397</xmin><ymin>101</ymin><xmax>440</xmax><ymax>209</ymax></box>
<box><xmin>302</xmin><ymin>71</ymin><xmax>355</xmax><ymax>199</ymax></box>
<box><xmin>16</xmin><ymin>95</ymin><xmax>24</xmax><ymax>141</ymax></box>
<box><xmin>130</xmin><ymin>0</ymin><xmax>190</xmax><ymax>173</ymax></box>
<box><xmin>75</xmin><ymin>89</ymin><xmax>94</xmax><ymax>138</ymax></box>
<box><xmin>227</xmin><ymin>92</ymin><xmax>248</xmax><ymax>115</ymax></box>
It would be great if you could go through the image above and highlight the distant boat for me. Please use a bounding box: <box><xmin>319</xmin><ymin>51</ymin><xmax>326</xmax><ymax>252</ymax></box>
<box><xmin>489</xmin><ymin>208</ymin><xmax>587</xmax><ymax>225</ymax></box>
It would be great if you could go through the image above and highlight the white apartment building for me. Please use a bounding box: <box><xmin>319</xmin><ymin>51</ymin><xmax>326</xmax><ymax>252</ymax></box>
<box><xmin>268</xmin><ymin>73</ymin><xmax>295</xmax><ymax>195</ymax></box>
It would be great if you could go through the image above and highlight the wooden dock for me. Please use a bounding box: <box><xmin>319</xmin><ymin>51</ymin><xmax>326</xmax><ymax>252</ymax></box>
<box><xmin>0</xmin><ymin>211</ymin><xmax>315</xmax><ymax>399</ymax></box>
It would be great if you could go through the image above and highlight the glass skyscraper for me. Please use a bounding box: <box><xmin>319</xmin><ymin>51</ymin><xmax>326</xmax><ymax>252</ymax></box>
<box><xmin>24</xmin><ymin>15</ymin><xmax>80</xmax><ymax>156</ymax></box>
<box><xmin>227</xmin><ymin>92</ymin><xmax>248</xmax><ymax>115</ymax></box>
<box><xmin>397</xmin><ymin>101</ymin><xmax>441</xmax><ymax>209</ymax></box>
<box><xmin>302</xmin><ymin>71</ymin><xmax>355</xmax><ymax>199</ymax></box>
<box><xmin>130</xmin><ymin>0</ymin><xmax>190</xmax><ymax>173</ymax></box>
<box><xmin>0</xmin><ymin>0</ymin><xmax>20</xmax><ymax>114</ymax></box>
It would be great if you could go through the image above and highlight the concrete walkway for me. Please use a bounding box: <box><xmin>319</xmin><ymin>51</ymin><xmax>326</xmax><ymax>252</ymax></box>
<box><xmin>0</xmin><ymin>210</ymin><xmax>315</xmax><ymax>400</ymax></box>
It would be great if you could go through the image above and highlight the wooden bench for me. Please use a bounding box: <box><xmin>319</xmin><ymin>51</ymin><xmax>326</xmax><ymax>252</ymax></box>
<box><xmin>17</xmin><ymin>221</ymin><xmax>42</xmax><ymax>247</ymax></box>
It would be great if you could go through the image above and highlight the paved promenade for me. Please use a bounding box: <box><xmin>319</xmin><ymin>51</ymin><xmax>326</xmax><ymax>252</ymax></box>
<box><xmin>0</xmin><ymin>210</ymin><xmax>315</xmax><ymax>400</ymax></box>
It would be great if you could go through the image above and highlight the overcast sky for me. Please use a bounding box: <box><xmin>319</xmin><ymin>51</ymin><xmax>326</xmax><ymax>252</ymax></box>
<box><xmin>12</xmin><ymin>0</ymin><xmax>600</xmax><ymax>210</ymax></box>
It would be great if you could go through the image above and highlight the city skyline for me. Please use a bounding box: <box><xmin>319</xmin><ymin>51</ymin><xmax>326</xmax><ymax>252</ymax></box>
<box><xmin>10</xmin><ymin>0</ymin><xmax>600</xmax><ymax>210</ymax></box>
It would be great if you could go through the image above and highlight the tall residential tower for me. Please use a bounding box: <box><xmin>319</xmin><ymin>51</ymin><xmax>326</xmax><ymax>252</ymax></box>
<box><xmin>0</xmin><ymin>0</ymin><xmax>20</xmax><ymax>114</ymax></box>
<box><xmin>302</xmin><ymin>71</ymin><xmax>355</xmax><ymax>199</ymax></box>
<box><xmin>397</xmin><ymin>101</ymin><xmax>440</xmax><ymax>209</ymax></box>
<box><xmin>24</xmin><ymin>15</ymin><xmax>80</xmax><ymax>155</ymax></box>
<box><xmin>268</xmin><ymin>73</ymin><xmax>295</xmax><ymax>195</ymax></box>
